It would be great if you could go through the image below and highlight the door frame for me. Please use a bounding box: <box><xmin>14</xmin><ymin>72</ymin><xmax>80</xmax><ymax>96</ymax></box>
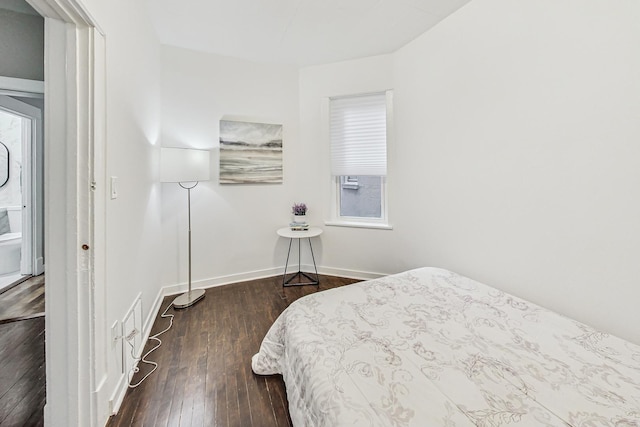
<box><xmin>24</xmin><ymin>0</ymin><xmax>107</xmax><ymax>425</ymax></box>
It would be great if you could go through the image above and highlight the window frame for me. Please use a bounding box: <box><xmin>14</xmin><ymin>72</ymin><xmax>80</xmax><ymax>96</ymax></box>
<box><xmin>325</xmin><ymin>90</ymin><xmax>393</xmax><ymax>230</ymax></box>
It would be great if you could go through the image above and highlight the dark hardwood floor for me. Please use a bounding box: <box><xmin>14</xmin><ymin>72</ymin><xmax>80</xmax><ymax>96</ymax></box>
<box><xmin>0</xmin><ymin>275</ymin><xmax>47</xmax><ymax>426</ymax></box>
<box><xmin>0</xmin><ymin>275</ymin><xmax>45</xmax><ymax>324</ymax></box>
<box><xmin>0</xmin><ymin>316</ymin><xmax>45</xmax><ymax>427</ymax></box>
<box><xmin>107</xmin><ymin>274</ymin><xmax>360</xmax><ymax>427</ymax></box>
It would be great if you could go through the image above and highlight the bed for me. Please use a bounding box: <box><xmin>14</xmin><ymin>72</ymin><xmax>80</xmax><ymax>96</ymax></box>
<box><xmin>252</xmin><ymin>267</ymin><xmax>640</xmax><ymax>426</ymax></box>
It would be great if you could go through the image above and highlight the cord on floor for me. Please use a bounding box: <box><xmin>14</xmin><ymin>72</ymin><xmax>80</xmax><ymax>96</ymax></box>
<box><xmin>126</xmin><ymin>302</ymin><xmax>175</xmax><ymax>388</ymax></box>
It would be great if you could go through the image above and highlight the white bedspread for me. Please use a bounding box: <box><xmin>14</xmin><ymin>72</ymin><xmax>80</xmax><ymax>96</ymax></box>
<box><xmin>252</xmin><ymin>267</ymin><xmax>640</xmax><ymax>426</ymax></box>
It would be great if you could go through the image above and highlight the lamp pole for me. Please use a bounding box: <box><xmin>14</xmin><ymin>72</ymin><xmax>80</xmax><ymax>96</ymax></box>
<box><xmin>160</xmin><ymin>147</ymin><xmax>210</xmax><ymax>309</ymax></box>
<box><xmin>173</xmin><ymin>181</ymin><xmax>206</xmax><ymax>308</ymax></box>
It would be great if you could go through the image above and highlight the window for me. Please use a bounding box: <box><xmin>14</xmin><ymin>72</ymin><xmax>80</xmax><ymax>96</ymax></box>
<box><xmin>339</xmin><ymin>175</ymin><xmax>382</xmax><ymax>218</ymax></box>
<box><xmin>328</xmin><ymin>91</ymin><xmax>392</xmax><ymax>229</ymax></box>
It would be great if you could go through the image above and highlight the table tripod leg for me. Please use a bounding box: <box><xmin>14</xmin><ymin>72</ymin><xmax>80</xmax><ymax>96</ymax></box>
<box><xmin>298</xmin><ymin>237</ymin><xmax>301</xmax><ymax>274</ymax></box>
<box><xmin>308</xmin><ymin>237</ymin><xmax>319</xmax><ymax>283</ymax></box>
<box><xmin>282</xmin><ymin>238</ymin><xmax>293</xmax><ymax>287</ymax></box>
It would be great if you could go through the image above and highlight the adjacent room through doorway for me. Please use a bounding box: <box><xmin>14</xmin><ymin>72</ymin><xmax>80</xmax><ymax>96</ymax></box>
<box><xmin>0</xmin><ymin>95</ymin><xmax>44</xmax><ymax>293</ymax></box>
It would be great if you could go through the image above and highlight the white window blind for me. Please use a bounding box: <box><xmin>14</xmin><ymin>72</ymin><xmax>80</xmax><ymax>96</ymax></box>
<box><xmin>330</xmin><ymin>92</ymin><xmax>387</xmax><ymax>176</ymax></box>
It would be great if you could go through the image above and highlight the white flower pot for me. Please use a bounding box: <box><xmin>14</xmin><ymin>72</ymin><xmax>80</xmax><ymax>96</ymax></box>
<box><xmin>292</xmin><ymin>214</ymin><xmax>307</xmax><ymax>224</ymax></box>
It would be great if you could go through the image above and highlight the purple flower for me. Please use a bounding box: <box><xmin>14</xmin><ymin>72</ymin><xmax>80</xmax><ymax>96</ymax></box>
<box><xmin>292</xmin><ymin>203</ymin><xmax>307</xmax><ymax>215</ymax></box>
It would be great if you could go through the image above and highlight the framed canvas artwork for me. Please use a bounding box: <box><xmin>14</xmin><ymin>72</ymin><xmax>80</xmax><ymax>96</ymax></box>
<box><xmin>219</xmin><ymin>120</ymin><xmax>283</xmax><ymax>184</ymax></box>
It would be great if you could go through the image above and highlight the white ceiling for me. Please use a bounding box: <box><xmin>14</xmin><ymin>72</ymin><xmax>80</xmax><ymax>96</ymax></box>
<box><xmin>149</xmin><ymin>0</ymin><xmax>471</xmax><ymax>66</ymax></box>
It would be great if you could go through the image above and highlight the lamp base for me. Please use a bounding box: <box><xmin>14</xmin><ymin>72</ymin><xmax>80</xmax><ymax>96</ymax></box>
<box><xmin>173</xmin><ymin>288</ymin><xmax>206</xmax><ymax>309</ymax></box>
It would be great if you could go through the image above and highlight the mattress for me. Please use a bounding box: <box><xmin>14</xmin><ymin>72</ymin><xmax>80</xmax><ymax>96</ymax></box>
<box><xmin>252</xmin><ymin>267</ymin><xmax>640</xmax><ymax>426</ymax></box>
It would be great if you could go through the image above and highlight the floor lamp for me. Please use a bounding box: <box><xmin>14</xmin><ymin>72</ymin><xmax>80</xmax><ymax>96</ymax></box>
<box><xmin>161</xmin><ymin>147</ymin><xmax>210</xmax><ymax>309</ymax></box>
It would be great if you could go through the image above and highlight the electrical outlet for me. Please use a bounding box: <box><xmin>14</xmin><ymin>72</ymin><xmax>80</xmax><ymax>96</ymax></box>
<box><xmin>123</xmin><ymin>308</ymin><xmax>137</xmax><ymax>379</ymax></box>
<box><xmin>122</xmin><ymin>294</ymin><xmax>143</xmax><ymax>383</ymax></box>
<box><xmin>125</xmin><ymin>328</ymin><xmax>139</xmax><ymax>342</ymax></box>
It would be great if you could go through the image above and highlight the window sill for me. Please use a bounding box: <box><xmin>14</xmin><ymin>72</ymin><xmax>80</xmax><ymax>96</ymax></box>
<box><xmin>324</xmin><ymin>220</ymin><xmax>393</xmax><ymax>230</ymax></box>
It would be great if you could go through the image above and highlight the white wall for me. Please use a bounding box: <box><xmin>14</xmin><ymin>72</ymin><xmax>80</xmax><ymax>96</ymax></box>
<box><xmin>299</xmin><ymin>0</ymin><xmax>640</xmax><ymax>344</ymax></box>
<box><xmin>160</xmin><ymin>46</ymin><xmax>300</xmax><ymax>289</ymax></box>
<box><xmin>394</xmin><ymin>0</ymin><xmax>640</xmax><ymax>344</ymax></box>
<box><xmin>0</xmin><ymin>8</ymin><xmax>44</xmax><ymax>80</ymax></box>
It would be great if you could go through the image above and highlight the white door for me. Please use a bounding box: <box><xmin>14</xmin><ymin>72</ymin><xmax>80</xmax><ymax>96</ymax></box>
<box><xmin>0</xmin><ymin>94</ymin><xmax>44</xmax><ymax>276</ymax></box>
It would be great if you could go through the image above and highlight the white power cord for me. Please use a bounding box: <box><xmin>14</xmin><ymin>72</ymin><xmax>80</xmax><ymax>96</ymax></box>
<box><xmin>125</xmin><ymin>302</ymin><xmax>175</xmax><ymax>388</ymax></box>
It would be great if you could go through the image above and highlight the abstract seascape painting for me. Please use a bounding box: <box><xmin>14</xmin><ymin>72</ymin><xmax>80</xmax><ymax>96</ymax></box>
<box><xmin>219</xmin><ymin>120</ymin><xmax>283</xmax><ymax>184</ymax></box>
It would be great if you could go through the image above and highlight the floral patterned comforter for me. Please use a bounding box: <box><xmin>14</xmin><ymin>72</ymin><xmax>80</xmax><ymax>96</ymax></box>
<box><xmin>251</xmin><ymin>268</ymin><xmax>640</xmax><ymax>426</ymax></box>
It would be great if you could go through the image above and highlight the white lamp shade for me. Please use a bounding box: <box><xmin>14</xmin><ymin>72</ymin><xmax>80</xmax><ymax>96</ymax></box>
<box><xmin>160</xmin><ymin>147</ymin><xmax>211</xmax><ymax>183</ymax></box>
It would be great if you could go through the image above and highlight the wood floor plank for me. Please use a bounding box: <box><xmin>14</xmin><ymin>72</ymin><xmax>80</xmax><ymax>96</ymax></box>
<box><xmin>189</xmin><ymin>324</ymin><xmax>208</xmax><ymax>427</ymax></box>
<box><xmin>139</xmin><ymin>303</ymin><xmax>178</xmax><ymax>427</ymax></box>
<box><xmin>0</xmin><ymin>275</ymin><xmax>45</xmax><ymax>323</ymax></box>
<box><xmin>1</xmin><ymin>379</ymin><xmax>45</xmax><ymax>427</ymax></box>
<box><xmin>223</xmin><ymin>288</ymin><xmax>240</xmax><ymax>427</ymax></box>
<box><xmin>202</xmin><ymin>290</ymin><xmax>219</xmax><ymax>426</ymax></box>
<box><xmin>0</xmin><ymin>326</ymin><xmax>45</xmax><ymax>401</ymax></box>
<box><xmin>106</xmin><ymin>274</ymin><xmax>359</xmax><ymax>427</ymax></box>
<box><xmin>151</xmin><ymin>330</ymin><xmax>185</xmax><ymax>426</ymax></box>
<box><xmin>180</xmin><ymin>301</ymin><xmax>206</xmax><ymax>427</ymax></box>
<box><xmin>0</xmin><ymin>317</ymin><xmax>45</xmax><ymax>427</ymax></box>
<box><xmin>166</xmin><ymin>330</ymin><xmax>191</xmax><ymax>426</ymax></box>
<box><xmin>213</xmin><ymin>286</ymin><xmax>227</xmax><ymax>426</ymax></box>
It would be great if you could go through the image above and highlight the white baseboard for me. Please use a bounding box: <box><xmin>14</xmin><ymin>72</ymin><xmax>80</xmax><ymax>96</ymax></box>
<box><xmin>141</xmin><ymin>287</ymin><xmax>168</xmax><ymax>344</ymax></box>
<box><xmin>93</xmin><ymin>374</ymin><xmax>109</xmax><ymax>422</ymax></box>
<box><xmin>164</xmin><ymin>265</ymin><xmax>385</xmax><ymax>297</ymax></box>
<box><xmin>162</xmin><ymin>266</ymin><xmax>284</xmax><ymax>296</ymax></box>
<box><xmin>108</xmin><ymin>372</ymin><xmax>127</xmax><ymax>415</ymax></box>
<box><xmin>316</xmin><ymin>266</ymin><xmax>385</xmax><ymax>281</ymax></box>
<box><xmin>108</xmin><ymin>264</ymin><xmax>386</xmax><ymax>416</ymax></box>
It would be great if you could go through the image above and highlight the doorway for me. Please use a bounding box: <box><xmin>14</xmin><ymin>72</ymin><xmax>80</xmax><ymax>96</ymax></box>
<box><xmin>0</xmin><ymin>94</ymin><xmax>44</xmax><ymax>294</ymax></box>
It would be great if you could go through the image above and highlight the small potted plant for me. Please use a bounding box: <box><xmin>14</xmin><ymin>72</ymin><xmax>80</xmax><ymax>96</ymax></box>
<box><xmin>291</xmin><ymin>203</ymin><xmax>307</xmax><ymax>224</ymax></box>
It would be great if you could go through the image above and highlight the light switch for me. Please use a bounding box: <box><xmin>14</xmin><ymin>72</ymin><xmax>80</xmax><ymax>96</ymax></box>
<box><xmin>110</xmin><ymin>176</ymin><xmax>118</xmax><ymax>199</ymax></box>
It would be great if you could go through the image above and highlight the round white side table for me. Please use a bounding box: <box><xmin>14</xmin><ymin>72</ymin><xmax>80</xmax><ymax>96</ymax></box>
<box><xmin>277</xmin><ymin>227</ymin><xmax>322</xmax><ymax>287</ymax></box>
